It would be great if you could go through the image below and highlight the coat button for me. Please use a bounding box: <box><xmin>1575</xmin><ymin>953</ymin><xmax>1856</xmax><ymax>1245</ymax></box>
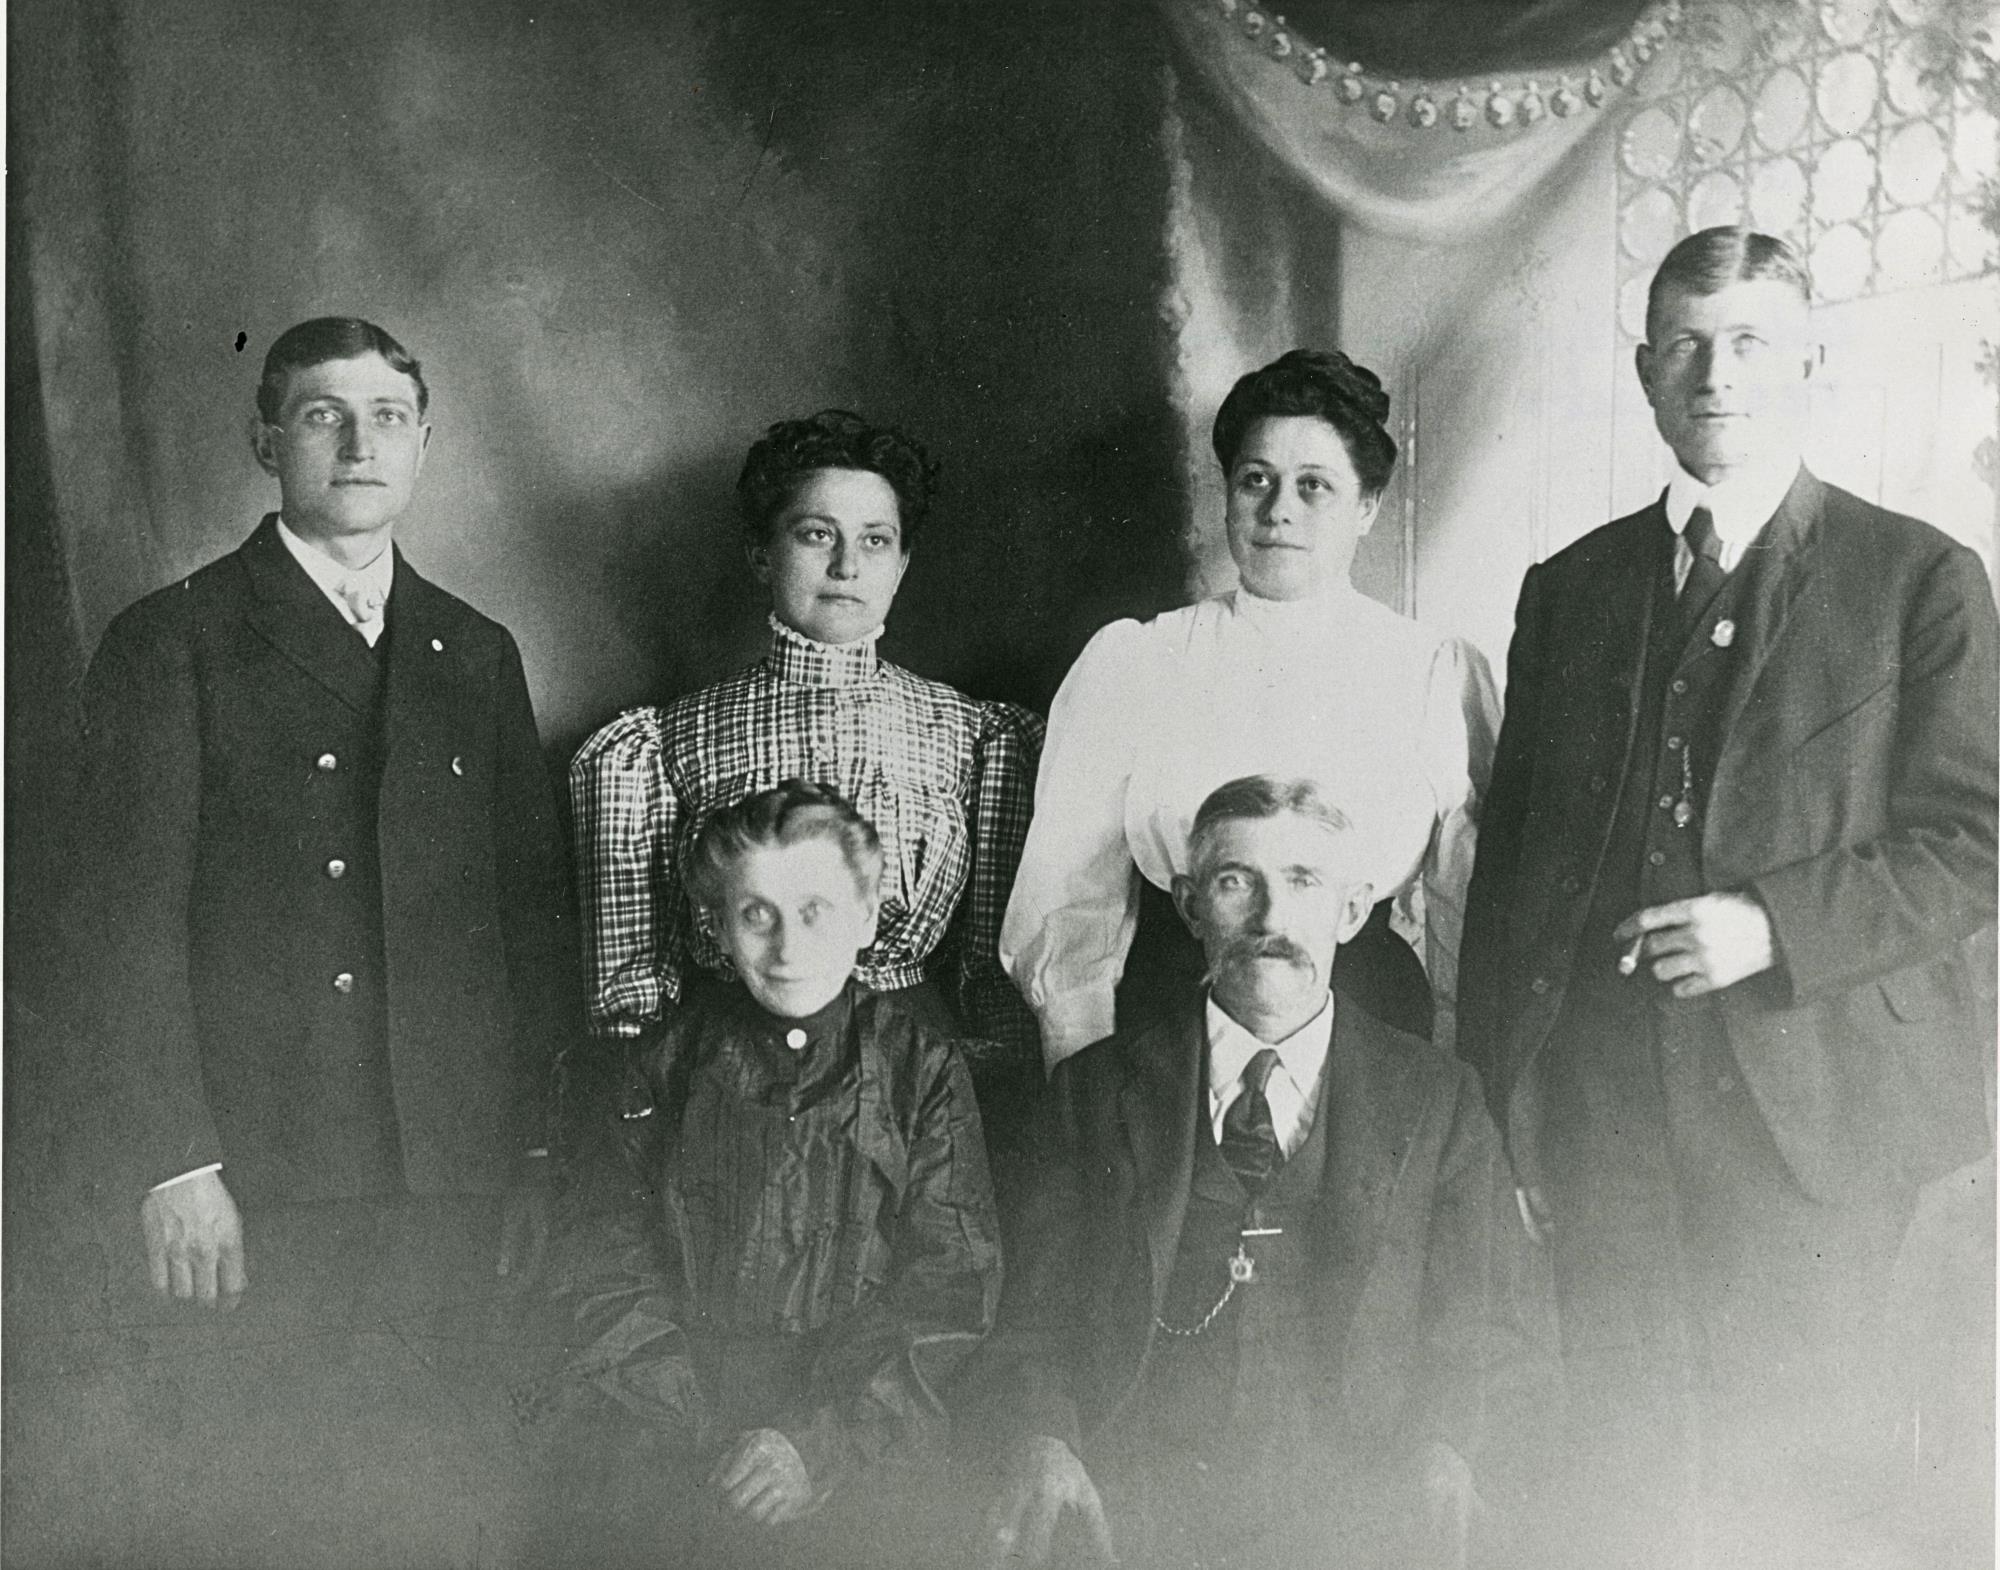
<box><xmin>326</xmin><ymin>858</ymin><xmax>347</xmax><ymax>879</ymax></box>
<box><xmin>332</xmin><ymin>972</ymin><xmax>355</xmax><ymax>993</ymax></box>
<box><xmin>1659</xmin><ymin>794</ymin><xmax>1676</xmax><ymax>810</ymax></box>
<box><xmin>1670</xmin><ymin>679</ymin><xmax>1688</xmax><ymax>695</ymax></box>
<box><xmin>1529</xmin><ymin>976</ymin><xmax>1551</xmax><ymax>996</ymax></box>
<box><xmin>1666</xmin><ymin>736</ymin><xmax>1683</xmax><ymax>751</ymax></box>
<box><xmin>316</xmin><ymin>752</ymin><xmax>338</xmax><ymax>772</ymax></box>
<box><xmin>450</xmin><ymin>756</ymin><xmax>465</xmax><ymax>777</ymax></box>
<box><xmin>1589</xmin><ymin>775</ymin><xmax>1608</xmax><ymax>794</ymax></box>
<box><xmin>431</xmin><ymin>638</ymin><xmax>445</xmax><ymax>652</ymax></box>
<box><xmin>1648</xmin><ymin>850</ymin><xmax>1667</xmax><ymax>867</ymax></box>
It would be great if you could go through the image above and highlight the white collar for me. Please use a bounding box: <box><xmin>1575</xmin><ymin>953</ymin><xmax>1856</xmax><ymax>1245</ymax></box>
<box><xmin>1231</xmin><ymin>579</ymin><xmax>1357</xmax><ymax>628</ymax></box>
<box><xmin>1662</xmin><ymin>460</ymin><xmax>1799</xmax><ymax>551</ymax></box>
<box><xmin>276</xmin><ymin>516</ymin><xmax>395</xmax><ymax>603</ymax></box>
<box><xmin>1204</xmin><ymin>990</ymin><xmax>1335</xmax><ymax>1103</ymax></box>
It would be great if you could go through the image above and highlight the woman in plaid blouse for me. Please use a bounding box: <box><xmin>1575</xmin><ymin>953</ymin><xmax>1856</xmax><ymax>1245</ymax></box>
<box><xmin>569</xmin><ymin>410</ymin><xmax>1045</xmax><ymax>1096</ymax></box>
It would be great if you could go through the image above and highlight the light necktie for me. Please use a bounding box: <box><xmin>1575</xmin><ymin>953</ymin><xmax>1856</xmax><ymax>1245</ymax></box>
<box><xmin>1219</xmin><ymin>1047</ymin><xmax>1284</xmax><ymax>1199</ymax></box>
<box><xmin>1680</xmin><ymin>504</ymin><xmax>1727</xmax><ymax>633</ymax></box>
<box><xmin>335</xmin><ymin>576</ymin><xmax>387</xmax><ymax>647</ymax></box>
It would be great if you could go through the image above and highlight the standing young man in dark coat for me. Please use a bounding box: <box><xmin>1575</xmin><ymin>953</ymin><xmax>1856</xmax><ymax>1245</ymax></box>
<box><xmin>1459</xmin><ymin>228</ymin><xmax>1998</xmax><ymax>1567</ymax></box>
<box><xmin>64</xmin><ymin>317</ymin><xmax>578</xmax><ymax>1561</ymax></box>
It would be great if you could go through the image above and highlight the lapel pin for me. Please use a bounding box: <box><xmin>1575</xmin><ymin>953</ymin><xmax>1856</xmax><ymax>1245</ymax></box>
<box><xmin>431</xmin><ymin>637</ymin><xmax>445</xmax><ymax>652</ymax></box>
<box><xmin>1711</xmin><ymin>619</ymin><xmax>1736</xmax><ymax>648</ymax></box>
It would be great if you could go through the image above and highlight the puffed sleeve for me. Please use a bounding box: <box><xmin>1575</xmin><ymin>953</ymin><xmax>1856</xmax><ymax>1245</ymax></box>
<box><xmin>1399</xmin><ymin>634</ymin><xmax>1501</xmax><ymax>1058</ymax></box>
<box><xmin>999</xmin><ymin>620</ymin><xmax>1152</xmax><ymax>1069</ymax></box>
<box><xmin>946</xmin><ymin>699</ymin><xmax>1047</xmax><ymax>1068</ymax></box>
<box><xmin>568</xmin><ymin>712</ymin><xmax>686</xmax><ymax>1040</ymax></box>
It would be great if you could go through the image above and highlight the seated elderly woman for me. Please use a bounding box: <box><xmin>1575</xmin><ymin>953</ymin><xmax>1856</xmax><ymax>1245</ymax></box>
<box><xmin>569</xmin><ymin>409</ymin><xmax>1044</xmax><ymax>1138</ymax></box>
<box><xmin>527</xmin><ymin>781</ymin><xmax>1001</xmax><ymax>1570</ymax></box>
<box><xmin>1002</xmin><ymin>349</ymin><xmax>1499</xmax><ymax>1066</ymax></box>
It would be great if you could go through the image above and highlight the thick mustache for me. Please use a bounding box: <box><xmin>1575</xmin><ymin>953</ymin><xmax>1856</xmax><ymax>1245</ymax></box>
<box><xmin>1210</xmin><ymin>933</ymin><xmax>1313</xmax><ymax>972</ymax></box>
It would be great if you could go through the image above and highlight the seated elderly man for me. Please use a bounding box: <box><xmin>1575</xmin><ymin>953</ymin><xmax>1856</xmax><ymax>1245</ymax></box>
<box><xmin>969</xmin><ymin>775</ymin><xmax>1555</xmax><ymax>1570</ymax></box>
<box><xmin>526</xmin><ymin>780</ymin><xmax>1002</xmax><ymax>1570</ymax></box>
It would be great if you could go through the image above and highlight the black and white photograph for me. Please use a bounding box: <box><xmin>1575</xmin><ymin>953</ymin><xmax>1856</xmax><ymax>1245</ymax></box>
<box><xmin>5</xmin><ymin>2</ymin><xmax>1996</xmax><ymax>1566</ymax></box>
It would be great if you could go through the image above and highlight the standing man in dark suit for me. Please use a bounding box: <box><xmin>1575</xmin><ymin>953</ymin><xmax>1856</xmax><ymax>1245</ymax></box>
<box><xmin>65</xmin><ymin>317</ymin><xmax>577</xmax><ymax>1561</ymax></box>
<box><xmin>1459</xmin><ymin>228</ymin><xmax>1997</xmax><ymax>1566</ymax></box>
<box><xmin>971</xmin><ymin>775</ymin><xmax>1552</xmax><ymax>1570</ymax></box>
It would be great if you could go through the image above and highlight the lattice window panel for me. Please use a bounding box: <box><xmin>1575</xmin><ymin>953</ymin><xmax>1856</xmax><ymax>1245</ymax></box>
<box><xmin>1614</xmin><ymin>0</ymin><xmax>1997</xmax><ymax>339</ymax></box>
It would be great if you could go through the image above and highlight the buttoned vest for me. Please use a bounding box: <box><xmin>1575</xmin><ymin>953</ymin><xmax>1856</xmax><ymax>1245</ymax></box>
<box><xmin>1139</xmin><ymin>1073</ymin><xmax>1335</xmax><ymax>1453</ymax></box>
<box><xmin>1576</xmin><ymin>533</ymin><xmax>1754</xmax><ymax>997</ymax></box>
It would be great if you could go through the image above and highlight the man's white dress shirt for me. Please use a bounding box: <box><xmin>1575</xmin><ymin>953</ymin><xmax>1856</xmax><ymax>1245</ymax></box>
<box><xmin>1205</xmin><ymin>993</ymin><xmax>1335</xmax><ymax>1159</ymax></box>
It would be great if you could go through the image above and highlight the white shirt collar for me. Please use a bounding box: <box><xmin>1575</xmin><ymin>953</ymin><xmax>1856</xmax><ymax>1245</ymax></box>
<box><xmin>1662</xmin><ymin>459</ymin><xmax>1799</xmax><ymax>552</ymax></box>
<box><xmin>275</xmin><ymin>516</ymin><xmax>395</xmax><ymax>610</ymax></box>
<box><xmin>1205</xmin><ymin>991</ymin><xmax>1335</xmax><ymax>1156</ymax></box>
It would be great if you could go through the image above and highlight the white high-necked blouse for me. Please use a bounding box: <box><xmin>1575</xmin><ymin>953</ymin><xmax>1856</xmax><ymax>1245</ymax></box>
<box><xmin>1000</xmin><ymin>582</ymin><xmax>1498</xmax><ymax>1066</ymax></box>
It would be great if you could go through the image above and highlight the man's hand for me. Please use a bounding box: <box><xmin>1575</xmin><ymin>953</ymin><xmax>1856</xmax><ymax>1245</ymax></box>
<box><xmin>495</xmin><ymin>1156</ymin><xmax>552</xmax><ymax>1290</ymax></box>
<box><xmin>1412</xmin><ymin>1442</ymin><xmax>1482</xmax><ymax>1570</ymax></box>
<box><xmin>982</xmin><ymin>1435</ymin><xmax>1116</xmax><ymax>1568</ymax></box>
<box><xmin>1613</xmin><ymin>892</ymin><xmax>1776</xmax><ymax>999</ymax></box>
<box><xmin>140</xmin><ymin>1169</ymin><xmax>246</xmax><ymax>1308</ymax></box>
<box><xmin>707</xmin><ymin>1428</ymin><xmax>816</xmax><ymax>1526</ymax></box>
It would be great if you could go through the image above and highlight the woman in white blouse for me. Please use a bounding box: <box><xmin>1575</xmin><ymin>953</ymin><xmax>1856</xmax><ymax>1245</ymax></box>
<box><xmin>1001</xmin><ymin>349</ymin><xmax>1498</xmax><ymax>1066</ymax></box>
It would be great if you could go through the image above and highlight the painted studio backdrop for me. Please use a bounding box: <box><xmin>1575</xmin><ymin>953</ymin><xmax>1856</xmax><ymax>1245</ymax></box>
<box><xmin>6</xmin><ymin>0</ymin><xmax>1997</xmax><ymax>1554</ymax></box>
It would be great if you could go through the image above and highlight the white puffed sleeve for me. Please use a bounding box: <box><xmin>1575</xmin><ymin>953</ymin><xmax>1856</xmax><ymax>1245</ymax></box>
<box><xmin>1401</xmin><ymin>633</ymin><xmax>1500</xmax><ymax>1056</ymax></box>
<box><xmin>998</xmin><ymin>619</ymin><xmax>1154</xmax><ymax>1069</ymax></box>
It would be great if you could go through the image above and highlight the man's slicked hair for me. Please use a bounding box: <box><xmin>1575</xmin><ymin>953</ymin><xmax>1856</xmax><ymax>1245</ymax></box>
<box><xmin>1645</xmin><ymin>227</ymin><xmax>1810</xmax><ymax>343</ymax></box>
<box><xmin>257</xmin><ymin>317</ymin><xmax>429</xmax><ymax>425</ymax></box>
<box><xmin>686</xmin><ymin>779</ymin><xmax>885</xmax><ymax>911</ymax></box>
<box><xmin>1187</xmin><ymin>774</ymin><xmax>1354</xmax><ymax>878</ymax></box>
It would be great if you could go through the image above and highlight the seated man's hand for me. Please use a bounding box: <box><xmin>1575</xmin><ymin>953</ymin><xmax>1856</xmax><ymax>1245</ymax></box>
<box><xmin>140</xmin><ymin>1169</ymin><xmax>246</xmax><ymax>1309</ymax></box>
<box><xmin>982</xmin><ymin>1435</ymin><xmax>1115</xmax><ymax>1568</ymax></box>
<box><xmin>708</xmin><ymin>1427</ymin><xmax>816</xmax><ymax>1526</ymax></box>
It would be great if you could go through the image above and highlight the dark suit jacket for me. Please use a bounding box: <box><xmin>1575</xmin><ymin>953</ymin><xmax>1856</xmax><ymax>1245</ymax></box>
<box><xmin>967</xmin><ymin>992</ymin><xmax>1553</xmax><ymax>1502</ymax></box>
<box><xmin>1460</xmin><ymin>470</ymin><xmax>1998</xmax><ymax>1203</ymax></box>
<box><xmin>68</xmin><ymin>515</ymin><xmax>578</xmax><ymax>1203</ymax></box>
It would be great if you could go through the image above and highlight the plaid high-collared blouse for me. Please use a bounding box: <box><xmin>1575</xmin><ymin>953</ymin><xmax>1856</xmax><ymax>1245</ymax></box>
<box><xmin>569</xmin><ymin>616</ymin><xmax>1043</xmax><ymax>1062</ymax></box>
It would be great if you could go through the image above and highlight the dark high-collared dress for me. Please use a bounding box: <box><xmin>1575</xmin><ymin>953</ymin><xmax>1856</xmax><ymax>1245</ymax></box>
<box><xmin>532</xmin><ymin>979</ymin><xmax>1001</xmax><ymax>1569</ymax></box>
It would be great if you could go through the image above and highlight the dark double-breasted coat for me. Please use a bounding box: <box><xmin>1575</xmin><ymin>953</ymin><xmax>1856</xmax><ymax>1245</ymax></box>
<box><xmin>69</xmin><ymin>515</ymin><xmax>577</xmax><ymax>1205</ymax></box>
<box><xmin>1460</xmin><ymin>471</ymin><xmax>1998</xmax><ymax>1204</ymax></box>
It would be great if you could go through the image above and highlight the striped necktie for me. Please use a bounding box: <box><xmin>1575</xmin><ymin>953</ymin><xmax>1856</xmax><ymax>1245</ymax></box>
<box><xmin>1219</xmin><ymin>1047</ymin><xmax>1284</xmax><ymax>1199</ymax></box>
<box><xmin>1680</xmin><ymin>504</ymin><xmax>1727</xmax><ymax>632</ymax></box>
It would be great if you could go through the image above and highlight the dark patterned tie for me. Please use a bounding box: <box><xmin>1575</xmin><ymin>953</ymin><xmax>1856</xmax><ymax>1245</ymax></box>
<box><xmin>1219</xmin><ymin>1047</ymin><xmax>1284</xmax><ymax>1199</ymax></box>
<box><xmin>1680</xmin><ymin>504</ymin><xmax>1727</xmax><ymax>633</ymax></box>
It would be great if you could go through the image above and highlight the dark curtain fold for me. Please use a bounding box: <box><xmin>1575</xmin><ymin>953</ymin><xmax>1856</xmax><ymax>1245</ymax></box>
<box><xmin>1268</xmin><ymin>0</ymin><xmax>1655</xmax><ymax>77</ymax></box>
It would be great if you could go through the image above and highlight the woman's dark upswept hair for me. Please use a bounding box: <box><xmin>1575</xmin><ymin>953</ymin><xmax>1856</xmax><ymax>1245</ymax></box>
<box><xmin>1211</xmin><ymin>348</ymin><xmax>1397</xmax><ymax>498</ymax></box>
<box><xmin>735</xmin><ymin>409</ymin><xmax>941</xmax><ymax>546</ymax></box>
